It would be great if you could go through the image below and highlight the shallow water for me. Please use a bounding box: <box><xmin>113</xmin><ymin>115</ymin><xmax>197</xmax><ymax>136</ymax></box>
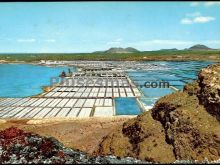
<box><xmin>0</xmin><ymin>64</ymin><xmax>74</xmax><ymax>97</ymax></box>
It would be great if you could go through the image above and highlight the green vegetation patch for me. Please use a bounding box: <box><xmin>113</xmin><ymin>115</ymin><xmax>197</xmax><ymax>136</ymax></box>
<box><xmin>0</xmin><ymin>50</ymin><xmax>220</xmax><ymax>62</ymax></box>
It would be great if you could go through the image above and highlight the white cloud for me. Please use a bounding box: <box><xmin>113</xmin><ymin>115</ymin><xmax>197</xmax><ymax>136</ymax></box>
<box><xmin>181</xmin><ymin>12</ymin><xmax>215</xmax><ymax>24</ymax></box>
<box><xmin>190</xmin><ymin>2</ymin><xmax>200</xmax><ymax>7</ymax></box>
<box><xmin>204</xmin><ymin>2</ymin><xmax>220</xmax><ymax>6</ymax></box>
<box><xmin>45</xmin><ymin>39</ymin><xmax>56</xmax><ymax>42</ymax></box>
<box><xmin>181</xmin><ymin>18</ymin><xmax>193</xmax><ymax>24</ymax></box>
<box><xmin>17</xmin><ymin>38</ymin><xmax>36</xmax><ymax>43</ymax></box>
<box><xmin>190</xmin><ymin>2</ymin><xmax>220</xmax><ymax>7</ymax></box>
<box><xmin>193</xmin><ymin>16</ymin><xmax>215</xmax><ymax>23</ymax></box>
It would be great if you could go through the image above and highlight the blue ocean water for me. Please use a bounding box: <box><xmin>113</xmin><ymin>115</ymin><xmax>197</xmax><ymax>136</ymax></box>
<box><xmin>0</xmin><ymin>64</ymin><xmax>74</xmax><ymax>97</ymax></box>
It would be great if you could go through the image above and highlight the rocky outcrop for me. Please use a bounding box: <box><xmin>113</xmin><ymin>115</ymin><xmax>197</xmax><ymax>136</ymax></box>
<box><xmin>151</xmin><ymin>92</ymin><xmax>220</xmax><ymax>162</ymax></box>
<box><xmin>96</xmin><ymin>112</ymin><xmax>175</xmax><ymax>163</ymax></box>
<box><xmin>96</xmin><ymin>63</ymin><xmax>220</xmax><ymax>163</ymax></box>
<box><xmin>197</xmin><ymin>63</ymin><xmax>220</xmax><ymax>121</ymax></box>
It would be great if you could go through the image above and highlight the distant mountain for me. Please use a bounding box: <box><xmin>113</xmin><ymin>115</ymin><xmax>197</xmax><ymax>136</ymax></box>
<box><xmin>93</xmin><ymin>47</ymin><xmax>140</xmax><ymax>54</ymax></box>
<box><xmin>188</xmin><ymin>44</ymin><xmax>212</xmax><ymax>51</ymax></box>
<box><xmin>124</xmin><ymin>47</ymin><xmax>140</xmax><ymax>53</ymax></box>
<box><xmin>92</xmin><ymin>45</ymin><xmax>216</xmax><ymax>54</ymax></box>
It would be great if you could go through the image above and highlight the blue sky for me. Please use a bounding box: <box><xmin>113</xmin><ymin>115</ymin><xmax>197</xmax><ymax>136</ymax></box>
<box><xmin>0</xmin><ymin>2</ymin><xmax>220</xmax><ymax>53</ymax></box>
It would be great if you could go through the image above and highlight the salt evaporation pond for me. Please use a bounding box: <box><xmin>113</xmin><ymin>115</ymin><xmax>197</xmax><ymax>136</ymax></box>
<box><xmin>0</xmin><ymin>61</ymin><xmax>213</xmax><ymax>116</ymax></box>
<box><xmin>115</xmin><ymin>97</ymin><xmax>142</xmax><ymax>115</ymax></box>
<box><xmin>127</xmin><ymin>61</ymin><xmax>214</xmax><ymax>107</ymax></box>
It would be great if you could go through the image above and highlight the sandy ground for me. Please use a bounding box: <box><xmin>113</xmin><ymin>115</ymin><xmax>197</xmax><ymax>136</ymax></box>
<box><xmin>0</xmin><ymin>116</ymin><xmax>133</xmax><ymax>155</ymax></box>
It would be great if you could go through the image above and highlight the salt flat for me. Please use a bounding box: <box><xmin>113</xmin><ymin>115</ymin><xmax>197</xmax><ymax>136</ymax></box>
<box><xmin>0</xmin><ymin>63</ymin><xmax>146</xmax><ymax>119</ymax></box>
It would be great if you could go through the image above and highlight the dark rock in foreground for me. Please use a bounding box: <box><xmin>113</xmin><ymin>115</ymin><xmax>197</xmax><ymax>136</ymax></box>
<box><xmin>96</xmin><ymin>63</ymin><xmax>220</xmax><ymax>163</ymax></box>
<box><xmin>0</xmin><ymin>127</ymin><xmax>148</xmax><ymax>164</ymax></box>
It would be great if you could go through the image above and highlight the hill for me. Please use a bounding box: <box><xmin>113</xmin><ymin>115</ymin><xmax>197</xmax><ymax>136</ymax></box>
<box><xmin>188</xmin><ymin>44</ymin><xmax>212</xmax><ymax>51</ymax></box>
<box><xmin>94</xmin><ymin>47</ymin><xmax>140</xmax><ymax>54</ymax></box>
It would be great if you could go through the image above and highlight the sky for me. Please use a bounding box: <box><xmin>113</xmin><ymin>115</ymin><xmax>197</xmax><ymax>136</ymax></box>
<box><xmin>0</xmin><ymin>2</ymin><xmax>220</xmax><ymax>53</ymax></box>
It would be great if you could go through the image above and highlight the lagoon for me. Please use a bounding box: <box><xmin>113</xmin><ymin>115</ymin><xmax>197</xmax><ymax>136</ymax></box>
<box><xmin>0</xmin><ymin>64</ymin><xmax>72</xmax><ymax>97</ymax></box>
